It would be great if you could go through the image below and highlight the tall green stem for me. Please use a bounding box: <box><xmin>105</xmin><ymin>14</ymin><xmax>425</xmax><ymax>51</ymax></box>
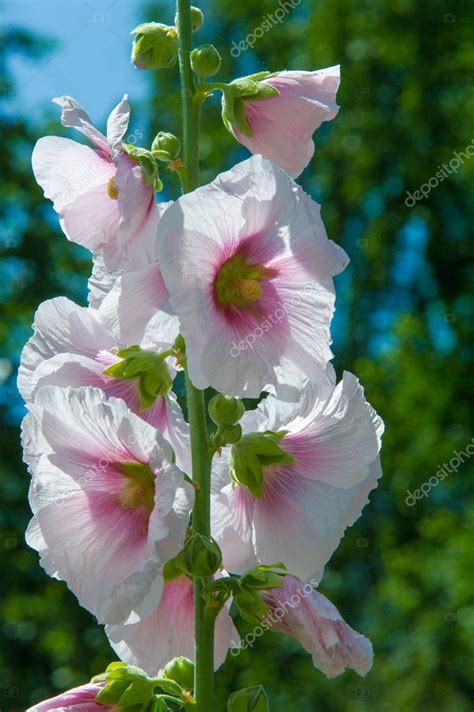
<box><xmin>176</xmin><ymin>1</ymin><xmax>214</xmax><ymax>709</ymax></box>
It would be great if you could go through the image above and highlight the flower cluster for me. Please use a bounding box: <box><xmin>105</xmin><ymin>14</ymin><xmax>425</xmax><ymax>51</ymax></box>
<box><xmin>22</xmin><ymin>15</ymin><xmax>383</xmax><ymax>710</ymax></box>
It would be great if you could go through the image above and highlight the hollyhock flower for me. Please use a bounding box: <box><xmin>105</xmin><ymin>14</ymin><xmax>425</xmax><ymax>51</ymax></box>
<box><xmin>262</xmin><ymin>576</ymin><xmax>373</xmax><ymax>678</ymax></box>
<box><xmin>17</xmin><ymin>294</ymin><xmax>189</xmax><ymax>473</ymax></box>
<box><xmin>32</xmin><ymin>95</ymin><xmax>161</xmax><ymax>269</ymax></box>
<box><xmin>27</xmin><ymin>683</ymin><xmax>112</xmax><ymax>711</ymax></box>
<box><xmin>87</xmin><ymin>198</ymin><xmax>173</xmax><ymax>309</ymax></box>
<box><xmin>107</xmin><ymin>574</ymin><xmax>239</xmax><ymax>675</ymax></box>
<box><xmin>157</xmin><ymin>155</ymin><xmax>348</xmax><ymax>397</ymax></box>
<box><xmin>225</xmin><ymin>66</ymin><xmax>340</xmax><ymax>177</ymax></box>
<box><xmin>211</xmin><ymin>371</ymin><xmax>383</xmax><ymax>579</ymax></box>
<box><xmin>23</xmin><ymin>386</ymin><xmax>193</xmax><ymax>624</ymax></box>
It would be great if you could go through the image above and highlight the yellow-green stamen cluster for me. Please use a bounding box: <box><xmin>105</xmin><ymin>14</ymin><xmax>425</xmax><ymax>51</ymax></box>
<box><xmin>214</xmin><ymin>254</ymin><xmax>268</xmax><ymax>308</ymax></box>
<box><xmin>118</xmin><ymin>462</ymin><xmax>155</xmax><ymax>513</ymax></box>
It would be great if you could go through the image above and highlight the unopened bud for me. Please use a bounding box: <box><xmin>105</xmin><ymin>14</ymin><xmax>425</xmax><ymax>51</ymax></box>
<box><xmin>151</xmin><ymin>131</ymin><xmax>181</xmax><ymax>160</ymax></box>
<box><xmin>162</xmin><ymin>657</ymin><xmax>194</xmax><ymax>692</ymax></box>
<box><xmin>176</xmin><ymin>534</ymin><xmax>222</xmax><ymax>578</ymax></box>
<box><xmin>227</xmin><ymin>685</ymin><xmax>269</xmax><ymax>712</ymax></box>
<box><xmin>221</xmin><ymin>423</ymin><xmax>242</xmax><ymax>445</ymax></box>
<box><xmin>209</xmin><ymin>394</ymin><xmax>245</xmax><ymax>428</ymax></box>
<box><xmin>190</xmin><ymin>44</ymin><xmax>221</xmax><ymax>78</ymax></box>
<box><xmin>131</xmin><ymin>22</ymin><xmax>178</xmax><ymax>70</ymax></box>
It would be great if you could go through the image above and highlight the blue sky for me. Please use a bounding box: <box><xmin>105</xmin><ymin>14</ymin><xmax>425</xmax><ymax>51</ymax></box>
<box><xmin>3</xmin><ymin>0</ymin><xmax>167</xmax><ymax>122</ymax></box>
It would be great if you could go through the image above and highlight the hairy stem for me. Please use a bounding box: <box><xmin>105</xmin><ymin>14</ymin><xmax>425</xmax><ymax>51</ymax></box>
<box><xmin>176</xmin><ymin>1</ymin><xmax>214</xmax><ymax>709</ymax></box>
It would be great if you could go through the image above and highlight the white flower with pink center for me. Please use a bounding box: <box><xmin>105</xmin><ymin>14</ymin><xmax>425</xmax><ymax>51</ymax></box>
<box><xmin>18</xmin><ymin>293</ymin><xmax>190</xmax><ymax>473</ymax></box>
<box><xmin>157</xmin><ymin>155</ymin><xmax>348</xmax><ymax>397</ymax></box>
<box><xmin>23</xmin><ymin>386</ymin><xmax>193</xmax><ymax>625</ymax></box>
<box><xmin>27</xmin><ymin>682</ymin><xmax>112</xmax><ymax>711</ymax></box>
<box><xmin>106</xmin><ymin>574</ymin><xmax>238</xmax><ymax>675</ymax></box>
<box><xmin>228</xmin><ymin>67</ymin><xmax>340</xmax><ymax>178</ymax></box>
<box><xmin>32</xmin><ymin>95</ymin><xmax>162</xmax><ymax>270</ymax></box>
<box><xmin>262</xmin><ymin>576</ymin><xmax>373</xmax><ymax>678</ymax></box>
<box><xmin>211</xmin><ymin>372</ymin><xmax>383</xmax><ymax>579</ymax></box>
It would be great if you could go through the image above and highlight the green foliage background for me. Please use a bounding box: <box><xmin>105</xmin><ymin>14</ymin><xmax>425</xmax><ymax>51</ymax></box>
<box><xmin>1</xmin><ymin>1</ymin><xmax>473</xmax><ymax>710</ymax></box>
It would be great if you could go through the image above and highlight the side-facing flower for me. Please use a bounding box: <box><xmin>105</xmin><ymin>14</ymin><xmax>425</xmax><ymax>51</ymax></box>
<box><xmin>32</xmin><ymin>95</ymin><xmax>161</xmax><ymax>269</ymax></box>
<box><xmin>262</xmin><ymin>576</ymin><xmax>373</xmax><ymax>678</ymax></box>
<box><xmin>211</xmin><ymin>372</ymin><xmax>383</xmax><ymax>579</ymax></box>
<box><xmin>27</xmin><ymin>682</ymin><xmax>113</xmax><ymax>711</ymax></box>
<box><xmin>107</xmin><ymin>574</ymin><xmax>239</xmax><ymax>675</ymax></box>
<box><xmin>27</xmin><ymin>683</ymin><xmax>113</xmax><ymax>712</ymax></box>
<box><xmin>17</xmin><ymin>294</ymin><xmax>190</xmax><ymax>473</ymax></box>
<box><xmin>158</xmin><ymin>155</ymin><xmax>348</xmax><ymax>397</ymax></box>
<box><xmin>224</xmin><ymin>67</ymin><xmax>340</xmax><ymax>177</ymax></box>
<box><xmin>23</xmin><ymin>386</ymin><xmax>194</xmax><ymax>625</ymax></box>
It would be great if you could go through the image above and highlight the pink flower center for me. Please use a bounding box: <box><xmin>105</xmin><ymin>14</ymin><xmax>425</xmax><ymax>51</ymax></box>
<box><xmin>118</xmin><ymin>462</ymin><xmax>155</xmax><ymax>513</ymax></box>
<box><xmin>214</xmin><ymin>253</ymin><xmax>270</xmax><ymax>309</ymax></box>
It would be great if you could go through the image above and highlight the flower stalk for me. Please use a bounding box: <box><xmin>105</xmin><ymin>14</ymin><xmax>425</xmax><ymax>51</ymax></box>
<box><xmin>176</xmin><ymin>0</ymin><xmax>215</xmax><ymax>708</ymax></box>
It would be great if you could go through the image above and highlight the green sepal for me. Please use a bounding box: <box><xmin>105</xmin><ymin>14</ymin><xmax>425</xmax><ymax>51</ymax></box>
<box><xmin>103</xmin><ymin>347</ymin><xmax>173</xmax><ymax>411</ymax></box>
<box><xmin>105</xmin><ymin>663</ymin><xmax>149</xmax><ymax>682</ymax></box>
<box><xmin>220</xmin><ymin>74</ymin><xmax>279</xmax><ymax>137</ymax></box>
<box><xmin>234</xmin><ymin>588</ymin><xmax>270</xmax><ymax>625</ymax></box>
<box><xmin>94</xmin><ymin>663</ymin><xmax>156</xmax><ymax>709</ymax></box>
<box><xmin>122</xmin><ymin>144</ymin><xmax>163</xmax><ymax>191</ymax></box>
<box><xmin>163</xmin><ymin>556</ymin><xmax>183</xmax><ymax>583</ymax></box>
<box><xmin>229</xmin><ymin>431</ymin><xmax>294</xmax><ymax>498</ymax></box>
<box><xmin>233</xmin><ymin>98</ymin><xmax>252</xmax><ymax>137</ymax></box>
<box><xmin>227</xmin><ymin>78</ymin><xmax>260</xmax><ymax>97</ymax></box>
<box><xmin>150</xmin><ymin>699</ymin><xmax>171</xmax><ymax>712</ymax></box>
<box><xmin>119</xmin><ymin>679</ymin><xmax>154</xmax><ymax>706</ymax></box>
<box><xmin>221</xmin><ymin>89</ymin><xmax>237</xmax><ymax>132</ymax></box>
<box><xmin>95</xmin><ymin>680</ymin><xmax>129</xmax><ymax>704</ymax></box>
<box><xmin>228</xmin><ymin>685</ymin><xmax>269</xmax><ymax>712</ymax></box>
<box><xmin>240</xmin><ymin>563</ymin><xmax>286</xmax><ymax>591</ymax></box>
<box><xmin>202</xmin><ymin>576</ymin><xmax>240</xmax><ymax>606</ymax></box>
<box><xmin>251</xmin><ymin>82</ymin><xmax>280</xmax><ymax>100</ymax></box>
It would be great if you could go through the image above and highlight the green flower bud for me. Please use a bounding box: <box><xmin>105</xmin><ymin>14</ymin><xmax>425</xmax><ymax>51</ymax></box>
<box><xmin>221</xmin><ymin>423</ymin><xmax>242</xmax><ymax>445</ymax></box>
<box><xmin>176</xmin><ymin>533</ymin><xmax>222</xmax><ymax>577</ymax></box>
<box><xmin>103</xmin><ymin>346</ymin><xmax>173</xmax><ymax>410</ymax></box>
<box><xmin>151</xmin><ymin>131</ymin><xmax>181</xmax><ymax>161</ymax></box>
<box><xmin>229</xmin><ymin>431</ymin><xmax>294</xmax><ymax>498</ymax></box>
<box><xmin>190</xmin><ymin>44</ymin><xmax>221</xmax><ymax>78</ymax></box>
<box><xmin>174</xmin><ymin>6</ymin><xmax>204</xmax><ymax>32</ymax></box>
<box><xmin>162</xmin><ymin>657</ymin><xmax>195</xmax><ymax>692</ymax></box>
<box><xmin>227</xmin><ymin>685</ymin><xmax>269</xmax><ymax>712</ymax></box>
<box><xmin>208</xmin><ymin>394</ymin><xmax>245</xmax><ymax>427</ymax></box>
<box><xmin>95</xmin><ymin>662</ymin><xmax>155</xmax><ymax>708</ymax></box>
<box><xmin>131</xmin><ymin>22</ymin><xmax>178</xmax><ymax>70</ymax></box>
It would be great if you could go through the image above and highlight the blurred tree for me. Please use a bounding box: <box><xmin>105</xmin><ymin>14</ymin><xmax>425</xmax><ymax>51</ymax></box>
<box><xmin>1</xmin><ymin>0</ymin><xmax>474</xmax><ymax>710</ymax></box>
<box><xmin>0</xmin><ymin>26</ymin><xmax>114</xmax><ymax>711</ymax></box>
